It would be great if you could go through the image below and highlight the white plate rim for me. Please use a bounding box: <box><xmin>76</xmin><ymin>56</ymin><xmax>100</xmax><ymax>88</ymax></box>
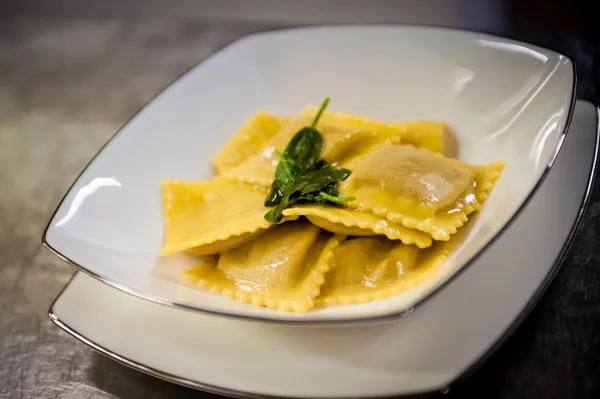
<box><xmin>41</xmin><ymin>24</ymin><xmax>579</xmax><ymax>324</ymax></box>
<box><xmin>46</xmin><ymin>102</ymin><xmax>599</xmax><ymax>398</ymax></box>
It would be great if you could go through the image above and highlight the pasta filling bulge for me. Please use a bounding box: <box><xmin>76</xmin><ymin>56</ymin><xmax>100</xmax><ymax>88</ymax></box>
<box><xmin>339</xmin><ymin>145</ymin><xmax>505</xmax><ymax>240</ymax></box>
<box><xmin>318</xmin><ymin>236</ymin><xmax>449</xmax><ymax>307</ymax></box>
<box><xmin>183</xmin><ymin>221</ymin><xmax>341</xmax><ymax>312</ymax></box>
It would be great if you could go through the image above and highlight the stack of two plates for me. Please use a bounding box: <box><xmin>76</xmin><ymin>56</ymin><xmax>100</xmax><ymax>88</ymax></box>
<box><xmin>44</xmin><ymin>26</ymin><xmax>598</xmax><ymax>398</ymax></box>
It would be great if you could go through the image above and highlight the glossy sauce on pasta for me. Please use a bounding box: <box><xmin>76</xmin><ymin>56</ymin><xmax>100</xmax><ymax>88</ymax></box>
<box><xmin>161</xmin><ymin>104</ymin><xmax>504</xmax><ymax>312</ymax></box>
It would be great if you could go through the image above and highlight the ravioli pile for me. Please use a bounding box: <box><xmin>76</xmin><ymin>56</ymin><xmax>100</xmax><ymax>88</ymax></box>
<box><xmin>160</xmin><ymin>100</ymin><xmax>505</xmax><ymax>312</ymax></box>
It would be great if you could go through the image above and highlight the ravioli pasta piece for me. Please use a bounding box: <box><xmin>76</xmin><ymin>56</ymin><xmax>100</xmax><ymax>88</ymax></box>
<box><xmin>324</xmin><ymin>129</ymin><xmax>401</xmax><ymax>169</ymax></box>
<box><xmin>222</xmin><ymin>107</ymin><xmax>408</xmax><ymax>187</ymax></box>
<box><xmin>160</xmin><ymin>178</ymin><xmax>297</xmax><ymax>256</ymax></box>
<box><xmin>220</xmin><ymin>115</ymin><xmax>312</xmax><ymax>187</ymax></box>
<box><xmin>222</xmin><ymin>107</ymin><xmax>448</xmax><ymax>188</ymax></box>
<box><xmin>339</xmin><ymin>145</ymin><xmax>505</xmax><ymax>240</ymax></box>
<box><xmin>183</xmin><ymin>221</ymin><xmax>341</xmax><ymax>312</ymax></box>
<box><xmin>282</xmin><ymin>205</ymin><xmax>432</xmax><ymax>248</ymax></box>
<box><xmin>299</xmin><ymin>106</ymin><xmax>401</xmax><ymax>136</ymax></box>
<box><xmin>301</xmin><ymin>106</ymin><xmax>406</xmax><ymax>166</ymax></box>
<box><xmin>212</xmin><ymin>112</ymin><xmax>291</xmax><ymax>174</ymax></box>
<box><xmin>219</xmin><ymin>113</ymin><xmax>363</xmax><ymax>187</ymax></box>
<box><xmin>329</xmin><ymin>124</ymin><xmax>449</xmax><ymax>172</ymax></box>
<box><xmin>317</xmin><ymin>236</ymin><xmax>448</xmax><ymax>307</ymax></box>
<box><xmin>302</xmin><ymin>106</ymin><xmax>447</xmax><ymax>154</ymax></box>
<box><xmin>310</xmin><ymin>111</ymin><xmax>405</xmax><ymax>167</ymax></box>
<box><xmin>394</xmin><ymin>121</ymin><xmax>446</xmax><ymax>153</ymax></box>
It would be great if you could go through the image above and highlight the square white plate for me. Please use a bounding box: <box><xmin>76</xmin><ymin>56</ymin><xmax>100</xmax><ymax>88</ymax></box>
<box><xmin>49</xmin><ymin>100</ymin><xmax>598</xmax><ymax>398</ymax></box>
<box><xmin>43</xmin><ymin>25</ymin><xmax>576</xmax><ymax>322</ymax></box>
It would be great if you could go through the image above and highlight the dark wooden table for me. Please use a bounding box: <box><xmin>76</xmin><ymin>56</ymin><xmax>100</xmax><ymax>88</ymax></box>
<box><xmin>0</xmin><ymin>14</ymin><xmax>598</xmax><ymax>399</ymax></box>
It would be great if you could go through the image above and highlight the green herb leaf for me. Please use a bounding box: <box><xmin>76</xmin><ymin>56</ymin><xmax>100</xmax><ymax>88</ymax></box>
<box><xmin>264</xmin><ymin>165</ymin><xmax>352</xmax><ymax>223</ymax></box>
<box><xmin>292</xmin><ymin>166</ymin><xmax>351</xmax><ymax>196</ymax></box>
<box><xmin>310</xmin><ymin>158</ymin><xmax>328</xmax><ymax>171</ymax></box>
<box><xmin>314</xmin><ymin>191</ymin><xmax>355</xmax><ymax>204</ymax></box>
<box><xmin>324</xmin><ymin>183</ymin><xmax>339</xmax><ymax>195</ymax></box>
<box><xmin>297</xmin><ymin>192</ymin><xmax>327</xmax><ymax>204</ymax></box>
<box><xmin>264</xmin><ymin>98</ymin><xmax>329</xmax><ymax>206</ymax></box>
<box><xmin>264</xmin><ymin>207</ymin><xmax>283</xmax><ymax>223</ymax></box>
<box><xmin>263</xmin><ymin>97</ymin><xmax>354</xmax><ymax>222</ymax></box>
<box><xmin>282</xmin><ymin>127</ymin><xmax>323</xmax><ymax>169</ymax></box>
<box><xmin>298</xmin><ymin>184</ymin><xmax>348</xmax><ymax>205</ymax></box>
<box><xmin>264</xmin><ymin>152</ymin><xmax>302</xmax><ymax>206</ymax></box>
<box><xmin>311</xmin><ymin>97</ymin><xmax>329</xmax><ymax>128</ymax></box>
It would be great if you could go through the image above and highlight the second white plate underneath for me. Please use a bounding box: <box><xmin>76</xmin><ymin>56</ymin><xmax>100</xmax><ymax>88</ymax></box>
<box><xmin>49</xmin><ymin>100</ymin><xmax>598</xmax><ymax>398</ymax></box>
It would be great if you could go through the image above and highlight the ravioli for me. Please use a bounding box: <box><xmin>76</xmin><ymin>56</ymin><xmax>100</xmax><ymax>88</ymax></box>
<box><xmin>221</xmin><ymin>107</ymin><xmax>444</xmax><ymax>188</ymax></box>
<box><xmin>219</xmin><ymin>115</ymin><xmax>312</xmax><ymax>187</ymax></box>
<box><xmin>160</xmin><ymin>178</ymin><xmax>297</xmax><ymax>256</ymax></box>
<box><xmin>183</xmin><ymin>221</ymin><xmax>341</xmax><ymax>312</ymax></box>
<box><xmin>324</xmin><ymin>129</ymin><xmax>401</xmax><ymax>169</ymax></box>
<box><xmin>394</xmin><ymin>121</ymin><xmax>446</xmax><ymax>153</ymax></box>
<box><xmin>339</xmin><ymin>145</ymin><xmax>505</xmax><ymax>240</ymax></box>
<box><xmin>212</xmin><ymin>112</ymin><xmax>291</xmax><ymax>174</ymax></box>
<box><xmin>304</xmin><ymin>106</ymin><xmax>447</xmax><ymax>155</ymax></box>
<box><xmin>282</xmin><ymin>205</ymin><xmax>432</xmax><ymax>248</ymax></box>
<box><xmin>318</xmin><ymin>236</ymin><xmax>448</xmax><ymax>307</ymax></box>
<box><xmin>299</xmin><ymin>106</ymin><xmax>402</xmax><ymax>138</ymax></box>
<box><xmin>160</xmin><ymin>99</ymin><xmax>507</xmax><ymax>313</ymax></box>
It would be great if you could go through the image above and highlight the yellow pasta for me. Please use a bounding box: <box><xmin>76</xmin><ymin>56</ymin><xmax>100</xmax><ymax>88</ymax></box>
<box><xmin>303</xmin><ymin>105</ymin><xmax>447</xmax><ymax>154</ymax></box>
<box><xmin>160</xmin><ymin>178</ymin><xmax>297</xmax><ymax>256</ymax></box>
<box><xmin>282</xmin><ymin>205</ymin><xmax>432</xmax><ymax>248</ymax></box>
<box><xmin>222</xmin><ymin>107</ymin><xmax>446</xmax><ymax>188</ymax></box>
<box><xmin>212</xmin><ymin>112</ymin><xmax>291</xmax><ymax>174</ymax></box>
<box><xmin>160</xmin><ymin>99</ymin><xmax>506</xmax><ymax>313</ymax></box>
<box><xmin>339</xmin><ymin>145</ymin><xmax>505</xmax><ymax>240</ymax></box>
<box><xmin>324</xmin><ymin>129</ymin><xmax>402</xmax><ymax>169</ymax></box>
<box><xmin>183</xmin><ymin>221</ymin><xmax>341</xmax><ymax>312</ymax></box>
<box><xmin>394</xmin><ymin>121</ymin><xmax>446</xmax><ymax>153</ymax></box>
<box><xmin>220</xmin><ymin>115</ymin><xmax>312</xmax><ymax>187</ymax></box>
<box><xmin>318</xmin><ymin>236</ymin><xmax>449</xmax><ymax>307</ymax></box>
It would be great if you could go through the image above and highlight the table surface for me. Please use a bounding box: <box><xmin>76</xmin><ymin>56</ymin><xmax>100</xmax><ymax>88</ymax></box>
<box><xmin>0</xmin><ymin>15</ymin><xmax>599</xmax><ymax>399</ymax></box>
